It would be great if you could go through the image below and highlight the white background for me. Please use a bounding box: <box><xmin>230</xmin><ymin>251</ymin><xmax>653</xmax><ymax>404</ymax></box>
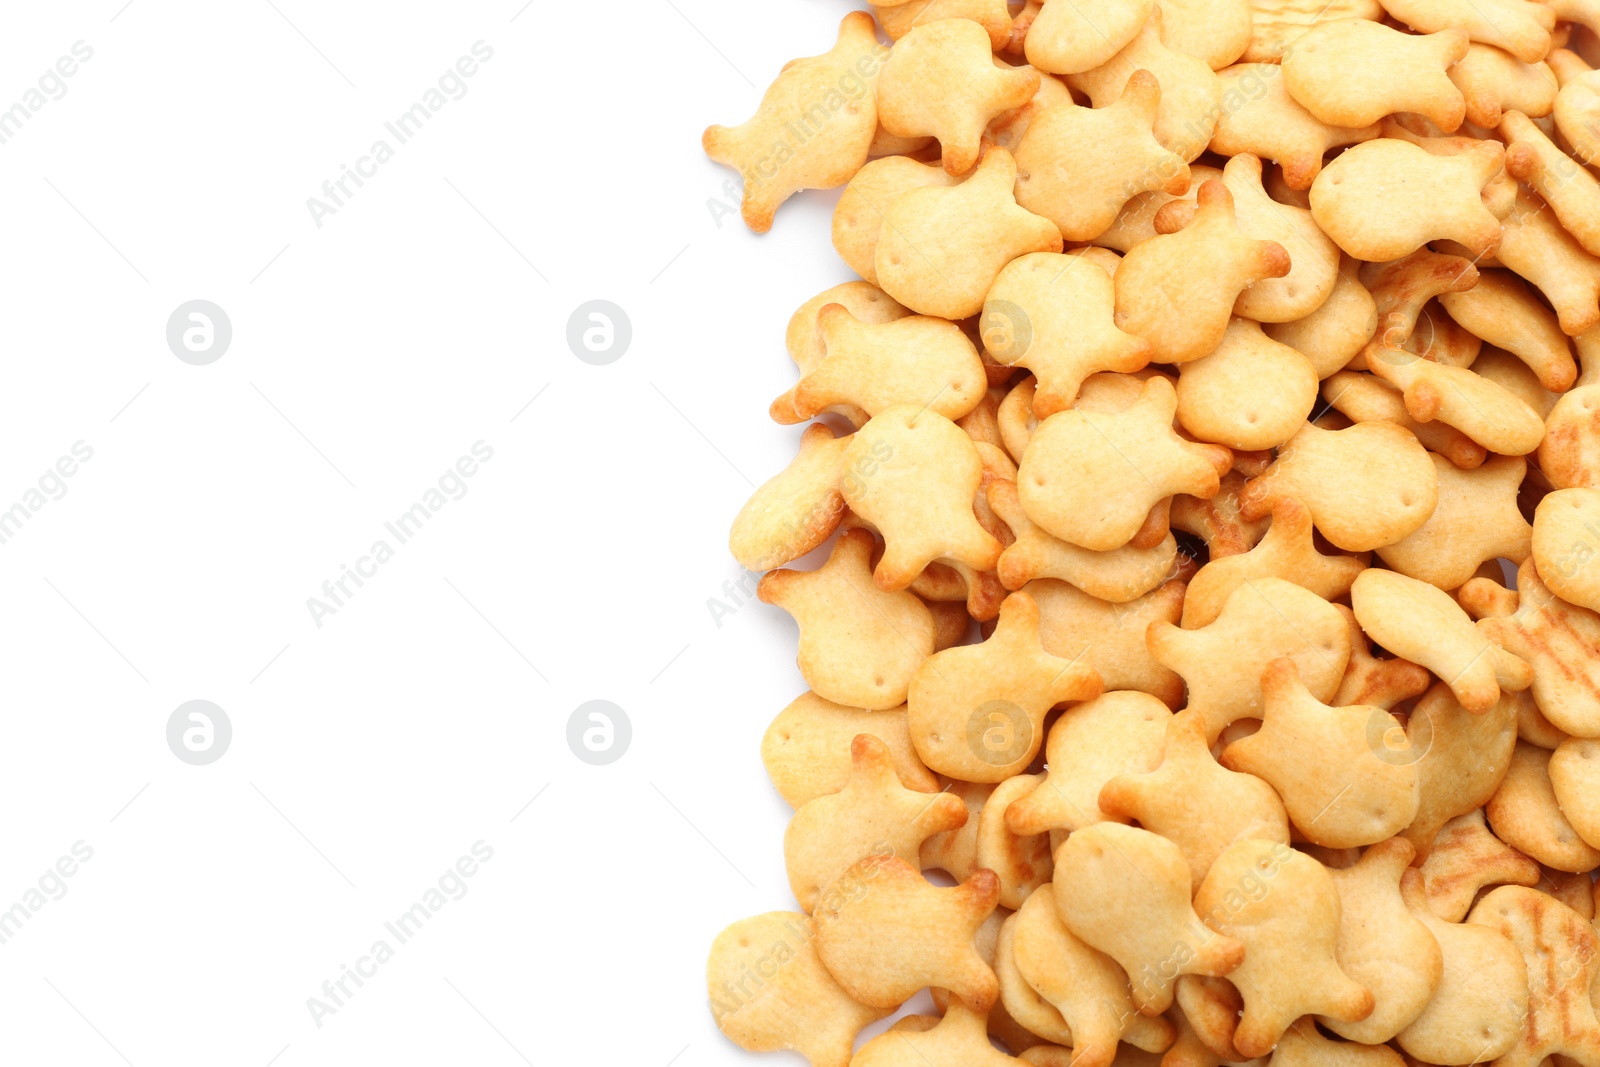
<box><xmin>0</xmin><ymin>1</ymin><xmax>860</xmax><ymax>1063</ymax></box>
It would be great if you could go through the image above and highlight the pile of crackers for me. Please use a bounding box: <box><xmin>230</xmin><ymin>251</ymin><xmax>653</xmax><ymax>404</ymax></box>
<box><xmin>702</xmin><ymin>0</ymin><xmax>1600</xmax><ymax>1063</ymax></box>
